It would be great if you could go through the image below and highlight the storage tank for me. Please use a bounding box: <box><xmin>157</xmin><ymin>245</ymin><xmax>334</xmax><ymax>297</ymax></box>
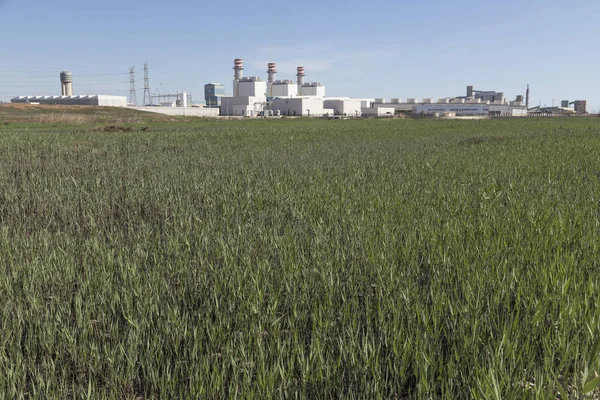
<box><xmin>391</xmin><ymin>98</ymin><xmax>401</xmax><ymax>104</ymax></box>
<box><xmin>407</xmin><ymin>98</ymin><xmax>417</xmax><ymax>104</ymax></box>
<box><xmin>422</xmin><ymin>98</ymin><xmax>432</xmax><ymax>104</ymax></box>
<box><xmin>179</xmin><ymin>91</ymin><xmax>188</xmax><ymax>108</ymax></box>
<box><xmin>375</xmin><ymin>98</ymin><xmax>386</xmax><ymax>104</ymax></box>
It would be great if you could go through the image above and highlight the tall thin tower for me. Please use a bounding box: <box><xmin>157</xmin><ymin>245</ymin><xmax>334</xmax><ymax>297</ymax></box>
<box><xmin>143</xmin><ymin>62</ymin><xmax>151</xmax><ymax>106</ymax></box>
<box><xmin>526</xmin><ymin>84</ymin><xmax>530</xmax><ymax>109</ymax></box>
<box><xmin>129</xmin><ymin>66</ymin><xmax>137</xmax><ymax>106</ymax></box>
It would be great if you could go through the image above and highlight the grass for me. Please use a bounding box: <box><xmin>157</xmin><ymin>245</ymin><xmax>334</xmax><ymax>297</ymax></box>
<box><xmin>0</xmin><ymin>113</ymin><xmax>599</xmax><ymax>398</ymax></box>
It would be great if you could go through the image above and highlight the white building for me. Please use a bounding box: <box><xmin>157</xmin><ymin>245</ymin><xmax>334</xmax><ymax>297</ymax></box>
<box><xmin>238</xmin><ymin>77</ymin><xmax>267</xmax><ymax>97</ymax></box>
<box><xmin>220</xmin><ymin>64</ymin><xmax>268</xmax><ymax>117</ymax></box>
<box><xmin>271</xmin><ymin>80</ymin><xmax>298</xmax><ymax>98</ymax></box>
<box><xmin>271</xmin><ymin>97</ymin><xmax>326</xmax><ymax>117</ymax></box>
<box><xmin>323</xmin><ymin>98</ymin><xmax>362</xmax><ymax>117</ymax></box>
<box><xmin>11</xmin><ymin>95</ymin><xmax>127</xmax><ymax>107</ymax></box>
<box><xmin>300</xmin><ymin>82</ymin><xmax>326</xmax><ymax>97</ymax></box>
<box><xmin>362</xmin><ymin>107</ymin><xmax>395</xmax><ymax>117</ymax></box>
<box><xmin>221</xmin><ymin>96</ymin><xmax>266</xmax><ymax>117</ymax></box>
<box><xmin>414</xmin><ymin>103</ymin><xmax>489</xmax><ymax>116</ymax></box>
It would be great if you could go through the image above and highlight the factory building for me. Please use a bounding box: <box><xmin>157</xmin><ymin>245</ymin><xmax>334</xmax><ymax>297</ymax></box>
<box><xmin>11</xmin><ymin>71</ymin><xmax>127</xmax><ymax>107</ymax></box>
<box><xmin>528</xmin><ymin>106</ymin><xmax>577</xmax><ymax>116</ymax></box>
<box><xmin>220</xmin><ymin>59</ymin><xmax>268</xmax><ymax>117</ymax></box>
<box><xmin>300</xmin><ymin>83</ymin><xmax>326</xmax><ymax>97</ymax></box>
<box><xmin>369</xmin><ymin>86</ymin><xmax>527</xmax><ymax>117</ymax></box>
<box><xmin>271</xmin><ymin>80</ymin><xmax>298</xmax><ymax>98</ymax></box>
<box><xmin>271</xmin><ymin>97</ymin><xmax>328</xmax><ymax>117</ymax></box>
<box><xmin>11</xmin><ymin>95</ymin><xmax>127</xmax><ymax>107</ymax></box>
<box><xmin>553</xmin><ymin>100</ymin><xmax>587</xmax><ymax>114</ymax></box>
<box><xmin>204</xmin><ymin>83</ymin><xmax>225</xmax><ymax>108</ymax></box>
<box><xmin>220</xmin><ymin>60</ymin><xmax>328</xmax><ymax>117</ymax></box>
<box><xmin>573</xmin><ymin>100</ymin><xmax>587</xmax><ymax>114</ymax></box>
<box><xmin>323</xmin><ymin>98</ymin><xmax>363</xmax><ymax>117</ymax></box>
<box><xmin>361</xmin><ymin>107</ymin><xmax>394</xmax><ymax>117</ymax></box>
<box><xmin>218</xmin><ymin>59</ymin><xmax>533</xmax><ymax>118</ymax></box>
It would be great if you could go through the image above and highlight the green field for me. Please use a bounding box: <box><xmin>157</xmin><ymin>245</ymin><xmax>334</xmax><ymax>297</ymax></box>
<box><xmin>1</xmin><ymin>111</ymin><xmax>600</xmax><ymax>398</ymax></box>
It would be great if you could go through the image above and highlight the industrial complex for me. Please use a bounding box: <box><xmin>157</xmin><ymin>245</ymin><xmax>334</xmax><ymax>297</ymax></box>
<box><xmin>8</xmin><ymin>60</ymin><xmax>590</xmax><ymax>118</ymax></box>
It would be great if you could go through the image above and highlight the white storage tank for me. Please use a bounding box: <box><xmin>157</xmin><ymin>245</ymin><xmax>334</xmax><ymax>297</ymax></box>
<box><xmin>391</xmin><ymin>98</ymin><xmax>401</xmax><ymax>104</ymax></box>
<box><xmin>375</xmin><ymin>98</ymin><xmax>386</xmax><ymax>104</ymax></box>
<box><xmin>422</xmin><ymin>98</ymin><xmax>433</xmax><ymax>104</ymax></box>
<box><xmin>407</xmin><ymin>98</ymin><xmax>417</xmax><ymax>104</ymax></box>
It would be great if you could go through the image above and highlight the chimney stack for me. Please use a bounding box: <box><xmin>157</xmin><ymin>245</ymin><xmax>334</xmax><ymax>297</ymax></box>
<box><xmin>233</xmin><ymin>59</ymin><xmax>244</xmax><ymax>97</ymax></box>
<box><xmin>296</xmin><ymin>66</ymin><xmax>305</xmax><ymax>96</ymax></box>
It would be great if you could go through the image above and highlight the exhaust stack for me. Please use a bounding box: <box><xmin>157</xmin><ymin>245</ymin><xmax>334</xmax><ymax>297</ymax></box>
<box><xmin>296</xmin><ymin>66</ymin><xmax>305</xmax><ymax>96</ymax></box>
<box><xmin>233</xmin><ymin>59</ymin><xmax>244</xmax><ymax>97</ymax></box>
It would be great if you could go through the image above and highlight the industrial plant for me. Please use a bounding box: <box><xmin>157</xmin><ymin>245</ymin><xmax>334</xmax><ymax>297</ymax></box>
<box><xmin>11</xmin><ymin>71</ymin><xmax>128</xmax><ymax>107</ymax></box>
<box><xmin>8</xmin><ymin>60</ymin><xmax>590</xmax><ymax>118</ymax></box>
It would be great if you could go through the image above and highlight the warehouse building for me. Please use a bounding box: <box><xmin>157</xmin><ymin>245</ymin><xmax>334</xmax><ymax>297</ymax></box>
<box><xmin>11</xmin><ymin>71</ymin><xmax>127</xmax><ymax>107</ymax></box>
<box><xmin>11</xmin><ymin>95</ymin><xmax>127</xmax><ymax>107</ymax></box>
<box><xmin>371</xmin><ymin>86</ymin><xmax>528</xmax><ymax>117</ymax></box>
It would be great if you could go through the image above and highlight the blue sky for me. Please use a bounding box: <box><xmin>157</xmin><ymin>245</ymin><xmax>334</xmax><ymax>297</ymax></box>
<box><xmin>1</xmin><ymin>0</ymin><xmax>599</xmax><ymax>111</ymax></box>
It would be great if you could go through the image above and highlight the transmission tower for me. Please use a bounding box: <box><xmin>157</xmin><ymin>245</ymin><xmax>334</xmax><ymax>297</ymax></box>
<box><xmin>129</xmin><ymin>66</ymin><xmax>137</xmax><ymax>106</ymax></box>
<box><xmin>143</xmin><ymin>62</ymin><xmax>151</xmax><ymax>106</ymax></box>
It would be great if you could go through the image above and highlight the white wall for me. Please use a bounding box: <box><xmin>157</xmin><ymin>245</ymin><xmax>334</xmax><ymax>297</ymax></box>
<box><xmin>300</xmin><ymin>85</ymin><xmax>326</xmax><ymax>97</ymax></box>
<box><xmin>221</xmin><ymin>96</ymin><xmax>266</xmax><ymax>116</ymax></box>
<box><xmin>362</xmin><ymin>107</ymin><xmax>394</xmax><ymax>117</ymax></box>
<box><xmin>131</xmin><ymin>107</ymin><xmax>219</xmax><ymax>117</ymax></box>
<box><xmin>271</xmin><ymin>97</ymin><xmax>325</xmax><ymax>117</ymax></box>
<box><xmin>323</xmin><ymin>99</ymin><xmax>362</xmax><ymax>116</ymax></box>
<box><xmin>271</xmin><ymin>84</ymin><xmax>298</xmax><ymax>98</ymax></box>
<box><xmin>238</xmin><ymin>81</ymin><xmax>267</xmax><ymax>98</ymax></box>
<box><xmin>414</xmin><ymin>104</ymin><xmax>489</xmax><ymax>115</ymax></box>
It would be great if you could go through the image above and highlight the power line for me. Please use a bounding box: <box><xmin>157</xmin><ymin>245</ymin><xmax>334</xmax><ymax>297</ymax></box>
<box><xmin>129</xmin><ymin>66</ymin><xmax>137</xmax><ymax>106</ymax></box>
<box><xmin>0</xmin><ymin>71</ymin><xmax>127</xmax><ymax>76</ymax></box>
<box><xmin>143</xmin><ymin>62</ymin><xmax>151</xmax><ymax>106</ymax></box>
<box><xmin>0</xmin><ymin>82</ymin><xmax>128</xmax><ymax>88</ymax></box>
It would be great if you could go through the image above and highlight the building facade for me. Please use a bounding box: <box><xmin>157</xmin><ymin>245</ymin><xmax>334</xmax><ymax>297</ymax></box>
<box><xmin>204</xmin><ymin>83</ymin><xmax>225</xmax><ymax>108</ymax></box>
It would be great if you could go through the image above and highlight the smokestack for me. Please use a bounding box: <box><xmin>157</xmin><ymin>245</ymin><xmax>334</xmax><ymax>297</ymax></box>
<box><xmin>60</xmin><ymin>71</ymin><xmax>73</xmax><ymax>96</ymax></box>
<box><xmin>267</xmin><ymin>63</ymin><xmax>277</xmax><ymax>98</ymax></box>
<box><xmin>267</xmin><ymin>63</ymin><xmax>277</xmax><ymax>83</ymax></box>
<box><xmin>296</xmin><ymin>66</ymin><xmax>305</xmax><ymax>96</ymax></box>
<box><xmin>233</xmin><ymin>59</ymin><xmax>244</xmax><ymax>97</ymax></box>
<box><xmin>526</xmin><ymin>84</ymin><xmax>530</xmax><ymax>109</ymax></box>
<box><xmin>466</xmin><ymin>85</ymin><xmax>474</xmax><ymax>98</ymax></box>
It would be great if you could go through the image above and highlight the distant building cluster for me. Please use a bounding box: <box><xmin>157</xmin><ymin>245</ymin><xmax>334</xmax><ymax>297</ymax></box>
<box><xmin>7</xmin><ymin>62</ymin><xmax>589</xmax><ymax>118</ymax></box>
